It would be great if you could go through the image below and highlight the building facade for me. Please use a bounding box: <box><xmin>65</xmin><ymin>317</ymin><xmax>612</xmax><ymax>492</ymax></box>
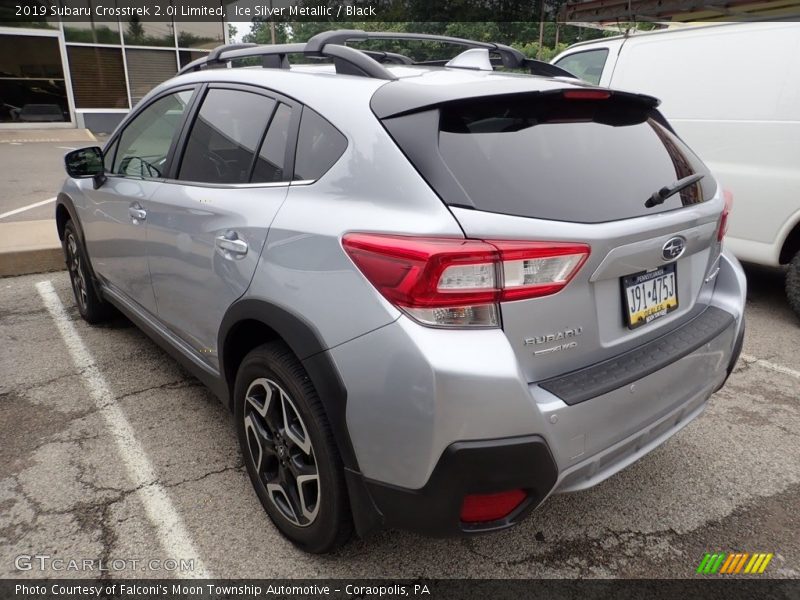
<box><xmin>0</xmin><ymin>1</ymin><xmax>230</xmax><ymax>132</ymax></box>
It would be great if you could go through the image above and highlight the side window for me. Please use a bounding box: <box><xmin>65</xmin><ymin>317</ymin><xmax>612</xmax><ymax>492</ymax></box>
<box><xmin>179</xmin><ymin>88</ymin><xmax>276</xmax><ymax>184</ymax></box>
<box><xmin>554</xmin><ymin>49</ymin><xmax>609</xmax><ymax>86</ymax></box>
<box><xmin>112</xmin><ymin>90</ymin><xmax>193</xmax><ymax>178</ymax></box>
<box><xmin>293</xmin><ymin>108</ymin><xmax>347</xmax><ymax>181</ymax></box>
<box><xmin>251</xmin><ymin>103</ymin><xmax>292</xmax><ymax>183</ymax></box>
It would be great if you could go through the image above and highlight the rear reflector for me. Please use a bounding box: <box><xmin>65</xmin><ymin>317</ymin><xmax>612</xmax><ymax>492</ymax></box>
<box><xmin>342</xmin><ymin>234</ymin><xmax>590</xmax><ymax>328</ymax></box>
<box><xmin>461</xmin><ymin>489</ymin><xmax>527</xmax><ymax>523</ymax></box>
<box><xmin>562</xmin><ymin>89</ymin><xmax>611</xmax><ymax>100</ymax></box>
<box><xmin>718</xmin><ymin>189</ymin><xmax>733</xmax><ymax>242</ymax></box>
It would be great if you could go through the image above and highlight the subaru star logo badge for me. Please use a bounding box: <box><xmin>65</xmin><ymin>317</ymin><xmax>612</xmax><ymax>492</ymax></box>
<box><xmin>662</xmin><ymin>236</ymin><xmax>686</xmax><ymax>261</ymax></box>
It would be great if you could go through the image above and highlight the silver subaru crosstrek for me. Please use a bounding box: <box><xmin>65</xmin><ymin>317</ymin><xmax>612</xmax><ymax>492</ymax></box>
<box><xmin>57</xmin><ymin>30</ymin><xmax>746</xmax><ymax>553</ymax></box>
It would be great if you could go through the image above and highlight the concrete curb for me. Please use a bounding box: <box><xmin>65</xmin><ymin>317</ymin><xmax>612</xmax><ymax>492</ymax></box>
<box><xmin>0</xmin><ymin>128</ymin><xmax>97</xmax><ymax>144</ymax></box>
<box><xmin>0</xmin><ymin>220</ymin><xmax>64</xmax><ymax>278</ymax></box>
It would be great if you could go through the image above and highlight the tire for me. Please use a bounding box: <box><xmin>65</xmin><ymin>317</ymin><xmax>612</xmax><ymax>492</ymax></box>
<box><xmin>234</xmin><ymin>342</ymin><xmax>352</xmax><ymax>553</ymax></box>
<box><xmin>62</xmin><ymin>220</ymin><xmax>113</xmax><ymax>324</ymax></box>
<box><xmin>787</xmin><ymin>250</ymin><xmax>800</xmax><ymax>321</ymax></box>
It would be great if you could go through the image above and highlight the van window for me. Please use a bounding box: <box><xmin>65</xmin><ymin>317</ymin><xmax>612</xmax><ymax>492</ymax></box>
<box><xmin>554</xmin><ymin>49</ymin><xmax>609</xmax><ymax>85</ymax></box>
<box><xmin>179</xmin><ymin>89</ymin><xmax>276</xmax><ymax>184</ymax></box>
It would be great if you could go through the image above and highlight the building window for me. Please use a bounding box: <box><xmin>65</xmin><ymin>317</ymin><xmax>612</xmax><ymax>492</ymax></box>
<box><xmin>175</xmin><ymin>21</ymin><xmax>224</xmax><ymax>50</ymax></box>
<box><xmin>125</xmin><ymin>49</ymin><xmax>178</xmax><ymax>106</ymax></box>
<box><xmin>66</xmin><ymin>46</ymin><xmax>128</xmax><ymax>109</ymax></box>
<box><xmin>0</xmin><ymin>34</ymin><xmax>69</xmax><ymax>123</ymax></box>
<box><xmin>122</xmin><ymin>18</ymin><xmax>175</xmax><ymax>47</ymax></box>
<box><xmin>179</xmin><ymin>50</ymin><xmax>210</xmax><ymax>69</ymax></box>
<box><xmin>61</xmin><ymin>0</ymin><xmax>120</xmax><ymax>44</ymax></box>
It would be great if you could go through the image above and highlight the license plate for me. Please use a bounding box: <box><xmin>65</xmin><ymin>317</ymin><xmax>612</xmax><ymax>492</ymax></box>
<box><xmin>622</xmin><ymin>264</ymin><xmax>678</xmax><ymax>329</ymax></box>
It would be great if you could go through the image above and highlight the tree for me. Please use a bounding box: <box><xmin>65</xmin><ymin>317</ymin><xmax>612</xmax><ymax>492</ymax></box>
<box><xmin>126</xmin><ymin>15</ymin><xmax>145</xmax><ymax>44</ymax></box>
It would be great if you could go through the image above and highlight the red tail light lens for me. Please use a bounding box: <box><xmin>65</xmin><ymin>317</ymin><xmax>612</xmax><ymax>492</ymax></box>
<box><xmin>461</xmin><ymin>489</ymin><xmax>527</xmax><ymax>523</ymax></box>
<box><xmin>562</xmin><ymin>89</ymin><xmax>611</xmax><ymax>100</ymax></box>
<box><xmin>342</xmin><ymin>233</ymin><xmax>589</xmax><ymax>328</ymax></box>
<box><xmin>718</xmin><ymin>189</ymin><xmax>733</xmax><ymax>242</ymax></box>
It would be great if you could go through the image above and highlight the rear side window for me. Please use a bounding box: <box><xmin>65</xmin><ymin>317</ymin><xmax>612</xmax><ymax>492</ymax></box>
<box><xmin>417</xmin><ymin>94</ymin><xmax>714</xmax><ymax>223</ymax></box>
<box><xmin>293</xmin><ymin>108</ymin><xmax>347</xmax><ymax>181</ymax></box>
<box><xmin>554</xmin><ymin>49</ymin><xmax>609</xmax><ymax>85</ymax></box>
<box><xmin>179</xmin><ymin>89</ymin><xmax>276</xmax><ymax>184</ymax></box>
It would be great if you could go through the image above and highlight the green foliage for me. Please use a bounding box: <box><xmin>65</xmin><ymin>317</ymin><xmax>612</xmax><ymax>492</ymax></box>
<box><xmin>242</xmin><ymin>20</ymin><xmax>607</xmax><ymax>64</ymax></box>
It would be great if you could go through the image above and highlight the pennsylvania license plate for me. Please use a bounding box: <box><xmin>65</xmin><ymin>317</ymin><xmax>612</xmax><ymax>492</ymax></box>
<box><xmin>622</xmin><ymin>264</ymin><xmax>678</xmax><ymax>329</ymax></box>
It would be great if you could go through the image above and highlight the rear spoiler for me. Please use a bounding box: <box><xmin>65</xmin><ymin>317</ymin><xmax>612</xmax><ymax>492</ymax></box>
<box><xmin>370</xmin><ymin>80</ymin><xmax>661</xmax><ymax>119</ymax></box>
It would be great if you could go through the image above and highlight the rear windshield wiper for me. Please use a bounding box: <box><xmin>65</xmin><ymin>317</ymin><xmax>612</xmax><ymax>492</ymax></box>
<box><xmin>645</xmin><ymin>173</ymin><xmax>704</xmax><ymax>208</ymax></box>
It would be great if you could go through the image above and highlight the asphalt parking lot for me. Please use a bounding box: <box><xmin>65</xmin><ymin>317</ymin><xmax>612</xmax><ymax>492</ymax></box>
<box><xmin>0</xmin><ymin>139</ymin><xmax>103</xmax><ymax>222</ymax></box>
<box><xmin>0</xmin><ymin>263</ymin><xmax>798</xmax><ymax>579</ymax></box>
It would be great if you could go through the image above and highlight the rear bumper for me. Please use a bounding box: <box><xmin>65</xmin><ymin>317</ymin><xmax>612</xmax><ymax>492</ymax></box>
<box><xmin>363</xmin><ymin>436</ymin><xmax>557</xmax><ymax>536</ymax></box>
<box><xmin>333</xmin><ymin>250</ymin><xmax>746</xmax><ymax>536</ymax></box>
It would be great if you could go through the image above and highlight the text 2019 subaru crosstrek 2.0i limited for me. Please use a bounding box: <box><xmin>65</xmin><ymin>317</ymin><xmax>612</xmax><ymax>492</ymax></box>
<box><xmin>56</xmin><ymin>30</ymin><xmax>746</xmax><ymax>553</ymax></box>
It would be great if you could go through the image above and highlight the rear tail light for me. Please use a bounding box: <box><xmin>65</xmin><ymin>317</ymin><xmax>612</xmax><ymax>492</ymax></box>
<box><xmin>342</xmin><ymin>233</ymin><xmax>589</xmax><ymax>328</ymax></box>
<box><xmin>461</xmin><ymin>489</ymin><xmax>527</xmax><ymax>523</ymax></box>
<box><xmin>718</xmin><ymin>189</ymin><xmax>733</xmax><ymax>242</ymax></box>
<box><xmin>562</xmin><ymin>89</ymin><xmax>611</xmax><ymax>100</ymax></box>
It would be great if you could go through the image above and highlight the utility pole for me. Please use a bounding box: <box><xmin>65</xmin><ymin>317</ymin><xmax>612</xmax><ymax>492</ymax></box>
<box><xmin>270</xmin><ymin>0</ymin><xmax>276</xmax><ymax>44</ymax></box>
<box><xmin>537</xmin><ymin>0</ymin><xmax>546</xmax><ymax>59</ymax></box>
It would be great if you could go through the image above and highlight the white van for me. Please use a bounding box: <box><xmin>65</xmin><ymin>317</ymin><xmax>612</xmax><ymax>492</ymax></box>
<box><xmin>553</xmin><ymin>22</ymin><xmax>800</xmax><ymax>318</ymax></box>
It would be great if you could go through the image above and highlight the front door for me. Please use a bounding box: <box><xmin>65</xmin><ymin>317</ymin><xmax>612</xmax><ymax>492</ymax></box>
<box><xmin>146</xmin><ymin>86</ymin><xmax>298</xmax><ymax>367</ymax></box>
<box><xmin>79</xmin><ymin>88</ymin><xmax>195</xmax><ymax>314</ymax></box>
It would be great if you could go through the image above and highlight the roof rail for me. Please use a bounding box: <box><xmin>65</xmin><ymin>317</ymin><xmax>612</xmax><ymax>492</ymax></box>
<box><xmin>305</xmin><ymin>29</ymin><xmax>529</xmax><ymax>69</ymax></box>
<box><xmin>177</xmin><ymin>41</ymin><xmax>397</xmax><ymax>80</ymax></box>
<box><xmin>177</xmin><ymin>29</ymin><xmax>576</xmax><ymax>80</ymax></box>
<box><xmin>306</xmin><ymin>30</ymin><xmax>575</xmax><ymax>77</ymax></box>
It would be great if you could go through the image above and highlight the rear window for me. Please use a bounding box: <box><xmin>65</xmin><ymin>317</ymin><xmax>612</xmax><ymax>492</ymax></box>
<box><xmin>385</xmin><ymin>93</ymin><xmax>715</xmax><ymax>223</ymax></box>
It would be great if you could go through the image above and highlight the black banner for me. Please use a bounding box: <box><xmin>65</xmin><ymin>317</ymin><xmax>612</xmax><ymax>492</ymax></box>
<box><xmin>4</xmin><ymin>0</ymin><xmax>800</xmax><ymax>23</ymax></box>
<box><xmin>1</xmin><ymin>579</ymin><xmax>799</xmax><ymax>600</ymax></box>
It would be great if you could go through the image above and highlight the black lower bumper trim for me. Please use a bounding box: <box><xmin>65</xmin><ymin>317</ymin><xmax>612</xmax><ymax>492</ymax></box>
<box><xmin>362</xmin><ymin>435</ymin><xmax>557</xmax><ymax>537</ymax></box>
<box><xmin>539</xmin><ymin>306</ymin><xmax>735</xmax><ymax>406</ymax></box>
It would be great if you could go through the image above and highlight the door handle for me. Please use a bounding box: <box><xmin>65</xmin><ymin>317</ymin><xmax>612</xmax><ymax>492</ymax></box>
<box><xmin>128</xmin><ymin>205</ymin><xmax>147</xmax><ymax>222</ymax></box>
<box><xmin>215</xmin><ymin>233</ymin><xmax>248</xmax><ymax>258</ymax></box>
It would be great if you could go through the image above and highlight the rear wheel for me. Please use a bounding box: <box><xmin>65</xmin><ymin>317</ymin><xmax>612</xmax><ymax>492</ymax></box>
<box><xmin>234</xmin><ymin>342</ymin><xmax>352</xmax><ymax>553</ymax></box>
<box><xmin>787</xmin><ymin>250</ymin><xmax>800</xmax><ymax>320</ymax></box>
<box><xmin>62</xmin><ymin>220</ymin><xmax>112</xmax><ymax>324</ymax></box>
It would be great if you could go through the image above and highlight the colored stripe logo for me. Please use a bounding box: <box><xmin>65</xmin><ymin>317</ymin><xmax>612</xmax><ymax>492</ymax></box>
<box><xmin>696</xmin><ymin>552</ymin><xmax>773</xmax><ymax>574</ymax></box>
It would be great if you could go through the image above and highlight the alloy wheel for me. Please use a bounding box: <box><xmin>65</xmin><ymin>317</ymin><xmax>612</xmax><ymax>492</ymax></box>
<box><xmin>66</xmin><ymin>232</ymin><xmax>88</xmax><ymax>311</ymax></box>
<box><xmin>243</xmin><ymin>377</ymin><xmax>320</xmax><ymax>527</ymax></box>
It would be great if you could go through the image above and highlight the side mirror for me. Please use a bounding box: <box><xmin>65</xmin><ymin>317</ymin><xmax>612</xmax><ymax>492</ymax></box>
<box><xmin>64</xmin><ymin>146</ymin><xmax>106</xmax><ymax>189</ymax></box>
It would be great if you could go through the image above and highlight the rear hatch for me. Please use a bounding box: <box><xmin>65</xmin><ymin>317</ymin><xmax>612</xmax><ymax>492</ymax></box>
<box><xmin>378</xmin><ymin>86</ymin><xmax>725</xmax><ymax>381</ymax></box>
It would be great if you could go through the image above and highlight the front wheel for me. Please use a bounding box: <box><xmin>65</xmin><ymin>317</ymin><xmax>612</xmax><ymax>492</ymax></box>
<box><xmin>786</xmin><ymin>250</ymin><xmax>800</xmax><ymax>321</ymax></box>
<box><xmin>62</xmin><ymin>220</ymin><xmax>113</xmax><ymax>324</ymax></box>
<box><xmin>234</xmin><ymin>342</ymin><xmax>352</xmax><ymax>553</ymax></box>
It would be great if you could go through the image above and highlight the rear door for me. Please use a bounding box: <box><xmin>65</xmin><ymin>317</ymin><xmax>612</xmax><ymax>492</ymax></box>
<box><xmin>146</xmin><ymin>84</ymin><xmax>299</xmax><ymax>367</ymax></box>
<box><xmin>381</xmin><ymin>90</ymin><xmax>724</xmax><ymax>382</ymax></box>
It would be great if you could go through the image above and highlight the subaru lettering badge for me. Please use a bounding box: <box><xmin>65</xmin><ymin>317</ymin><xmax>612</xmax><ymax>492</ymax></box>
<box><xmin>662</xmin><ymin>236</ymin><xmax>686</xmax><ymax>261</ymax></box>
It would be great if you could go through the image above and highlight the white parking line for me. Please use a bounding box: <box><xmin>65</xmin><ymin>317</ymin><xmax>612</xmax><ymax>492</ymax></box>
<box><xmin>0</xmin><ymin>197</ymin><xmax>56</xmax><ymax>220</ymax></box>
<box><xmin>35</xmin><ymin>280</ymin><xmax>211</xmax><ymax>578</ymax></box>
<box><xmin>741</xmin><ymin>353</ymin><xmax>800</xmax><ymax>380</ymax></box>
<box><xmin>57</xmin><ymin>146</ymin><xmax>77</xmax><ymax>151</ymax></box>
